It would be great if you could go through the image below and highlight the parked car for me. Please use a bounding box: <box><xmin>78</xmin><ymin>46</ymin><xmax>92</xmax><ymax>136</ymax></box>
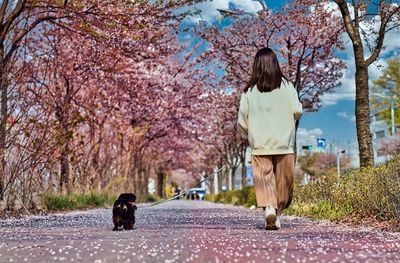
<box><xmin>186</xmin><ymin>188</ymin><xmax>206</xmax><ymax>200</ymax></box>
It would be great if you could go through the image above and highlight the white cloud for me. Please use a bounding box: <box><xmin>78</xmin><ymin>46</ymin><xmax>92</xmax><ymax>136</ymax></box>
<box><xmin>297</xmin><ymin>128</ymin><xmax>324</xmax><ymax>148</ymax></box>
<box><xmin>336</xmin><ymin>111</ymin><xmax>349</xmax><ymax>119</ymax></box>
<box><xmin>336</xmin><ymin>111</ymin><xmax>356</xmax><ymax>122</ymax></box>
<box><xmin>321</xmin><ymin>48</ymin><xmax>399</xmax><ymax>106</ymax></box>
<box><xmin>187</xmin><ymin>0</ymin><xmax>263</xmax><ymax>23</ymax></box>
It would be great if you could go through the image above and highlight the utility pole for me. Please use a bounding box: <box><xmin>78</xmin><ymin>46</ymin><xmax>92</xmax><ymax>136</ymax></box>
<box><xmin>391</xmin><ymin>95</ymin><xmax>395</xmax><ymax>135</ymax></box>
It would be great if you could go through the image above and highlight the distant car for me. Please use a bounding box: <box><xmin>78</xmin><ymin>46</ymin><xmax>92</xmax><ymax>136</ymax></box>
<box><xmin>186</xmin><ymin>188</ymin><xmax>206</xmax><ymax>200</ymax></box>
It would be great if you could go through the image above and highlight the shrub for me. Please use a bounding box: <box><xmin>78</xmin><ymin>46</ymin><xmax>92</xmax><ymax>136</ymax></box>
<box><xmin>289</xmin><ymin>156</ymin><xmax>400</xmax><ymax>222</ymax></box>
<box><xmin>207</xmin><ymin>156</ymin><xmax>400</xmax><ymax>224</ymax></box>
<box><xmin>204</xmin><ymin>187</ymin><xmax>257</xmax><ymax>207</ymax></box>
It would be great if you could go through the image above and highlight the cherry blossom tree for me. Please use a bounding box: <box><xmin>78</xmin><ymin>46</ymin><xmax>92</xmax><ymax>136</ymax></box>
<box><xmin>196</xmin><ymin>0</ymin><xmax>345</xmax><ymax>112</ymax></box>
<box><xmin>0</xmin><ymin>0</ymin><xmax>208</xmax><ymax>204</ymax></box>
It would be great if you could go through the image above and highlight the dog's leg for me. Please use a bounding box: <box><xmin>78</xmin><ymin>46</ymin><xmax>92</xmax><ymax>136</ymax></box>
<box><xmin>126</xmin><ymin>220</ymin><xmax>134</xmax><ymax>230</ymax></box>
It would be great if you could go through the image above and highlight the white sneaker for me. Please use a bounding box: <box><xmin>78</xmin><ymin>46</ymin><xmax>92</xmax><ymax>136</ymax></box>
<box><xmin>264</xmin><ymin>206</ymin><xmax>278</xmax><ymax>230</ymax></box>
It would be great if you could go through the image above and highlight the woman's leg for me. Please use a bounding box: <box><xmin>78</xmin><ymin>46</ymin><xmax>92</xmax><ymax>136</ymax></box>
<box><xmin>273</xmin><ymin>154</ymin><xmax>295</xmax><ymax>215</ymax></box>
<box><xmin>251</xmin><ymin>155</ymin><xmax>277</xmax><ymax>209</ymax></box>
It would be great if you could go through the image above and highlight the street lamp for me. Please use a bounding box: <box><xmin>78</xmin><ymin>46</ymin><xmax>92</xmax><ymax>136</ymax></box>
<box><xmin>371</xmin><ymin>93</ymin><xmax>396</xmax><ymax>136</ymax></box>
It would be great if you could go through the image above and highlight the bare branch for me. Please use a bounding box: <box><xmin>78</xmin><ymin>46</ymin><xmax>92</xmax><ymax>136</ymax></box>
<box><xmin>1</xmin><ymin>0</ymin><xmax>26</xmax><ymax>41</ymax></box>
<box><xmin>4</xmin><ymin>15</ymin><xmax>66</xmax><ymax>64</ymax></box>
<box><xmin>0</xmin><ymin>0</ymin><xmax>10</xmax><ymax>25</ymax></box>
<box><xmin>366</xmin><ymin>5</ymin><xmax>400</xmax><ymax>66</ymax></box>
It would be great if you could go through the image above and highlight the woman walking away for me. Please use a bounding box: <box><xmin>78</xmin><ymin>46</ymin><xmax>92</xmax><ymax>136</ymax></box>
<box><xmin>237</xmin><ymin>48</ymin><xmax>302</xmax><ymax>230</ymax></box>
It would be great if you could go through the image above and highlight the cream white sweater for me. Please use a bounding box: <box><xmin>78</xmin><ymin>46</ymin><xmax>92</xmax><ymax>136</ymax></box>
<box><xmin>237</xmin><ymin>80</ymin><xmax>302</xmax><ymax>155</ymax></box>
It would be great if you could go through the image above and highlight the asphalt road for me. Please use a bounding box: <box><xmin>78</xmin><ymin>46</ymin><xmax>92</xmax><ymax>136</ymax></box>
<box><xmin>0</xmin><ymin>200</ymin><xmax>399</xmax><ymax>262</ymax></box>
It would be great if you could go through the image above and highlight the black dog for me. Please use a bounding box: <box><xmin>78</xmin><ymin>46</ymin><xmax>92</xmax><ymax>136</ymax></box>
<box><xmin>112</xmin><ymin>193</ymin><xmax>137</xmax><ymax>231</ymax></box>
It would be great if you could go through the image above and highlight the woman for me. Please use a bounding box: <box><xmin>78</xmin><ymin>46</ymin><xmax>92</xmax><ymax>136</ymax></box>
<box><xmin>237</xmin><ymin>47</ymin><xmax>302</xmax><ymax>230</ymax></box>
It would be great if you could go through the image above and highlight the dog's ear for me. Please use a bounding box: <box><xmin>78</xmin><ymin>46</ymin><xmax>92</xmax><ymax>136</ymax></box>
<box><xmin>132</xmin><ymin>194</ymin><xmax>136</xmax><ymax>202</ymax></box>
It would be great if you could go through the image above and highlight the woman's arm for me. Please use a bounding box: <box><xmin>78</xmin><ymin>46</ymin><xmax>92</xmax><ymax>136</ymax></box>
<box><xmin>290</xmin><ymin>85</ymin><xmax>302</xmax><ymax>120</ymax></box>
<box><xmin>237</xmin><ymin>93</ymin><xmax>249</xmax><ymax>139</ymax></box>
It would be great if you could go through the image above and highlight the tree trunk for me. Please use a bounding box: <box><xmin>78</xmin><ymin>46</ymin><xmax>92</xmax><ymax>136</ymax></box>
<box><xmin>0</xmin><ymin>84</ymin><xmax>6</xmax><ymax>200</ymax></box>
<box><xmin>230</xmin><ymin>167</ymin><xmax>236</xmax><ymax>190</ymax></box>
<box><xmin>127</xmin><ymin>158</ymin><xmax>135</xmax><ymax>193</ymax></box>
<box><xmin>354</xmin><ymin>53</ymin><xmax>374</xmax><ymax>166</ymax></box>
<box><xmin>334</xmin><ymin>1</ymin><xmax>375</xmax><ymax>167</ymax></box>
<box><xmin>208</xmin><ymin>174</ymin><xmax>214</xmax><ymax>194</ymax></box>
<box><xmin>0</xmin><ymin>45</ymin><xmax>6</xmax><ymax>200</ymax></box>
<box><xmin>218</xmin><ymin>165</ymin><xmax>223</xmax><ymax>192</ymax></box>
<box><xmin>117</xmin><ymin>133</ymin><xmax>124</xmax><ymax>180</ymax></box>
<box><xmin>138</xmin><ymin>166</ymin><xmax>147</xmax><ymax>197</ymax></box>
<box><xmin>224</xmin><ymin>166</ymin><xmax>229</xmax><ymax>190</ymax></box>
<box><xmin>241</xmin><ymin>155</ymin><xmax>246</xmax><ymax>189</ymax></box>
<box><xmin>134</xmin><ymin>167</ymin><xmax>139</xmax><ymax>194</ymax></box>
<box><xmin>156</xmin><ymin>171</ymin><xmax>164</xmax><ymax>198</ymax></box>
<box><xmin>137</xmin><ymin>167</ymin><xmax>143</xmax><ymax>196</ymax></box>
<box><xmin>57</xmin><ymin>110</ymin><xmax>72</xmax><ymax>195</ymax></box>
<box><xmin>90</xmin><ymin>129</ymin><xmax>100</xmax><ymax>192</ymax></box>
<box><xmin>142</xmin><ymin>165</ymin><xmax>150</xmax><ymax>197</ymax></box>
<box><xmin>59</xmin><ymin>143</ymin><xmax>70</xmax><ymax>194</ymax></box>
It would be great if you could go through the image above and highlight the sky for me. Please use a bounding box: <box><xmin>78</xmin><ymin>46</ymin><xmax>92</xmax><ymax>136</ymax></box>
<box><xmin>188</xmin><ymin>0</ymin><xmax>400</xmax><ymax>162</ymax></box>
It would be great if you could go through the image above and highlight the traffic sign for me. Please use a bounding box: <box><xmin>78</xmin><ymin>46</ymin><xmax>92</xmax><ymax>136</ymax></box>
<box><xmin>317</xmin><ymin>138</ymin><xmax>326</xmax><ymax>151</ymax></box>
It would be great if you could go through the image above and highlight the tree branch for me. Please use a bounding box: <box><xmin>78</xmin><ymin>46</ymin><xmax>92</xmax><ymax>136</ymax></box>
<box><xmin>4</xmin><ymin>15</ymin><xmax>64</xmax><ymax>64</ymax></box>
<box><xmin>365</xmin><ymin>5</ymin><xmax>400</xmax><ymax>66</ymax></box>
<box><xmin>1</xmin><ymin>0</ymin><xmax>26</xmax><ymax>41</ymax></box>
<box><xmin>334</xmin><ymin>0</ymin><xmax>359</xmax><ymax>45</ymax></box>
<box><xmin>0</xmin><ymin>0</ymin><xmax>10</xmax><ymax>25</ymax></box>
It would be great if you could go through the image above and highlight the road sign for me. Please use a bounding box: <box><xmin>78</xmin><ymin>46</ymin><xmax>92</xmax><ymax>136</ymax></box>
<box><xmin>317</xmin><ymin>138</ymin><xmax>326</xmax><ymax>151</ymax></box>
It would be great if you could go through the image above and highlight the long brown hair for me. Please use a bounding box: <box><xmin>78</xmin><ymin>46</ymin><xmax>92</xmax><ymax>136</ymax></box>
<box><xmin>244</xmin><ymin>48</ymin><xmax>287</xmax><ymax>93</ymax></box>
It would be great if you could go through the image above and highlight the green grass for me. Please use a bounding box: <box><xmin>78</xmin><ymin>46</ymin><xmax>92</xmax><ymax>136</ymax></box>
<box><xmin>44</xmin><ymin>193</ymin><xmax>116</xmax><ymax>211</ymax></box>
<box><xmin>43</xmin><ymin>192</ymin><xmax>159</xmax><ymax>211</ymax></box>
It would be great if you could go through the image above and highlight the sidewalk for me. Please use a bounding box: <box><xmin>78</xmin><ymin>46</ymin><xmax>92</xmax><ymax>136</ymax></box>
<box><xmin>0</xmin><ymin>200</ymin><xmax>399</xmax><ymax>262</ymax></box>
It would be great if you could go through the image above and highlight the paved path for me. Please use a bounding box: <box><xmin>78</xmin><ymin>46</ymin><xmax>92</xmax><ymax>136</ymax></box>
<box><xmin>0</xmin><ymin>200</ymin><xmax>399</xmax><ymax>262</ymax></box>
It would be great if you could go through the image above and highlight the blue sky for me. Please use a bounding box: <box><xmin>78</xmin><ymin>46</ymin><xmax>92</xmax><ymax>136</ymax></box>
<box><xmin>188</xmin><ymin>0</ymin><xmax>400</xmax><ymax>156</ymax></box>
